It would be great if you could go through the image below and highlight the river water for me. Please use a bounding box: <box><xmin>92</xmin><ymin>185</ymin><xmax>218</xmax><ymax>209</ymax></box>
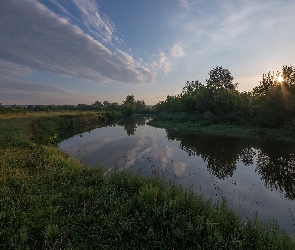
<box><xmin>59</xmin><ymin>116</ymin><xmax>295</xmax><ymax>234</ymax></box>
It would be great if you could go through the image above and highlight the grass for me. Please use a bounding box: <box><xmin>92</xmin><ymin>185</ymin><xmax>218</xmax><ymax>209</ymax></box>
<box><xmin>148</xmin><ymin>112</ymin><xmax>295</xmax><ymax>142</ymax></box>
<box><xmin>0</xmin><ymin>111</ymin><xmax>294</xmax><ymax>249</ymax></box>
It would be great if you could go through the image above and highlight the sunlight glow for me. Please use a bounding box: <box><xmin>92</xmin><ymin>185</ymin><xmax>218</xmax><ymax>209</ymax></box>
<box><xmin>278</xmin><ymin>75</ymin><xmax>284</xmax><ymax>83</ymax></box>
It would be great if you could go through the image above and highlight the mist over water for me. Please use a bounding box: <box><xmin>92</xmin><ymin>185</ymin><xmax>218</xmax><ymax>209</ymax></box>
<box><xmin>59</xmin><ymin>116</ymin><xmax>295</xmax><ymax>234</ymax></box>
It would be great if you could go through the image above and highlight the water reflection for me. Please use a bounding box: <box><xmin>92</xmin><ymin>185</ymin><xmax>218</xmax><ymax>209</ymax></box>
<box><xmin>256</xmin><ymin>151</ymin><xmax>295</xmax><ymax>200</ymax></box>
<box><xmin>59</xmin><ymin>116</ymin><xmax>295</xmax><ymax>233</ymax></box>
<box><xmin>117</xmin><ymin>116</ymin><xmax>147</xmax><ymax>136</ymax></box>
<box><xmin>164</xmin><ymin>128</ymin><xmax>295</xmax><ymax>200</ymax></box>
<box><xmin>60</xmin><ymin>120</ymin><xmax>117</xmax><ymax>141</ymax></box>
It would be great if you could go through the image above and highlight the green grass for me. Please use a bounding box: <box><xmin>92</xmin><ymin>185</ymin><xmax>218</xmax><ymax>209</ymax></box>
<box><xmin>148</xmin><ymin>112</ymin><xmax>295</xmax><ymax>142</ymax></box>
<box><xmin>0</xmin><ymin>111</ymin><xmax>294</xmax><ymax>249</ymax></box>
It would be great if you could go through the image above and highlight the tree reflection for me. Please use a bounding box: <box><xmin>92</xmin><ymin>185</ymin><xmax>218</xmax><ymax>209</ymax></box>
<box><xmin>61</xmin><ymin>120</ymin><xmax>117</xmax><ymax>141</ymax></box>
<box><xmin>165</xmin><ymin>129</ymin><xmax>252</xmax><ymax>179</ymax></box>
<box><xmin>239</xmin><ymin>147</ymin><xmax>256</xmax><ymax>166</ymax></box>
<box><xmin>117</xmin><ymin>116</ymin><xmax>147</xmax><ymax>136</ymax></box>
<box><xmin>255</xmin><ymin>144</ymin><xmax>295</xmax><ymax>200</ymax></box>
<box><xmin>163</xmin><ymin>128</ymin><xmax>295</xmax><ymax>199</ymax></box>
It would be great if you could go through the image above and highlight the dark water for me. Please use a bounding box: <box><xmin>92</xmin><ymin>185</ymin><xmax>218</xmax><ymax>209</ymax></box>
<box><xmin>59</xmin><ymin>116</ymin><xmax>295</xmax><ymax>234</ymax></box>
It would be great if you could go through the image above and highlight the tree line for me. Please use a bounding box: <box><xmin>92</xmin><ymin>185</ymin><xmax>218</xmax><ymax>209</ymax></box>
<box><xmin>0</xmin><ymin>96</ymin><xmax>152</xmax><ymax>116</ymax></box>
<box><xmin>153</xmin><ymin>65</ymin><xmax>295</xmax><ymax>129</ymax></box>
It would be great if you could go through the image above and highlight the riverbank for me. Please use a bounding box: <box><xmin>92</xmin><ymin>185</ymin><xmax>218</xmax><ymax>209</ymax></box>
<box><xmin>148</xmin><ymin>113</ymin><xmax>295</xmax><ymax>143</ymax></box>
<box><xmin>1</xmin><ymin>112</ymin><xmax>294</xmax><ymax>249</ymax></box>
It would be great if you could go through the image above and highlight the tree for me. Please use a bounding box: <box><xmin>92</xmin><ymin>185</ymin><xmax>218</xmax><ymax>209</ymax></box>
<box><xmin>182</xmin><ymin>80</ymin><xmax>203</xmax><ymax>95</ymax></box>
<box><xmin>135</xmin><ymin>100</ymin><xmax>146</xmax><ymax>113</ymax></box>
<box><xmin>252</xmin><ymin>71</ymin><xmax>279</xmax><ymax>97</ymax></box>
<box><xmin>103</xmin><ymin>101</ymin><xmax>110</xmax><ymax>106</ymax></box>
<box><xmin>250</xmin><ymin>65</ymin><xmax>295</xmax><ymax>127</ymax></box>
<box><xmin>93</xmin><ymin>101</ymin><xmax>102</xmax><ymax>107</ymax></box>
<box><xmin>206</xmin><ymin>66</ymin><xmax>238</xmax><ymax>90</ymax></box>
<box><xmin>122</xmin><ymin>95</ymin><xmax>136</xmax><ymax>116</ymax></box>
<box><xmin>282</xmin><ymin>65</ymin><xmax>295</xmax><ymax>86</ymax></box>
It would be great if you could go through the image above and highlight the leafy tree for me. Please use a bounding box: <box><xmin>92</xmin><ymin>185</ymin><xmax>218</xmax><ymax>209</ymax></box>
<box><xmin>122</xmin><ymin>95</ymin><xmax>136</xmax><ymax>116</ymax></box>
<box><xmin>282</xmin><ymin>65</ymin><xmax>295</xmax><ymax>86</ymax></box>
<box><xmin>152</xmin><ymin>64</ymin><xmax>295</xmax><ymax>128</ymax></box>
<box><xmin>206</xmin><ymin>66</ymin><xmax>238</xmax><ymax>90</ymax></box>
<box><xmin>251</xmin><ymin>66</ymin><xmax>295</xmax><ymax>127</ymax></box>
<box><xmin>93</xmin><ymin>101</ymin><xmax>102</xmax><ymax>107</ymax></box>
<box><xmin>252</xmin><ymin>71</ymin><xmax>280</xmax><ymax>96</ymax></box>
<box><xmin>102</xmin><ymin>101</ymin><xmax>110</xmax><ymax>108</ymax></box>
<box><xmin>135</xmin><ymin>100</ymin><xmax>146</xmax><ymax>113</ymax></box>
<box><xmin>212</xmin><ymin>89</ymin><xmax>243</xmax><ymax>116</ymax></box>
<box><xmin>182</xmin><ymin>80</ymin><xmax>203</xmax><ymax>95</ymax></box>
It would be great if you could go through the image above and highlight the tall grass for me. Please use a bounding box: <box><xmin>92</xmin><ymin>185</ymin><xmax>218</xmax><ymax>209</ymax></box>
<box><xmin>0</xmin><ymin>111</ymin><xmax>294</xmax><ymax>249</ymax></box>
<box><xmin>149</xmin><ymin>112</ymin><xmax>295</xmax><ymax>142</ymax></box>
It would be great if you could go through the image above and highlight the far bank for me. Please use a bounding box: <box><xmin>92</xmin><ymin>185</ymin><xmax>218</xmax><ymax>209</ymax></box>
<box><xmin>148</xmin><ymin>112</ymin><xmax>295</xmax><ymax>143</ymax></box>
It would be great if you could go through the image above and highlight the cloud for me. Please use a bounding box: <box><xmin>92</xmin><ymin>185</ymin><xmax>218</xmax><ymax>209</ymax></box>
<box><xmin>0</xmin><ymin>77</ymin><xmax>70</xmax><ymax>93</ymax></box>
<box><xmin>172</xmin><ymin>162</ymin><xmax>187</xmax><ymax>175</ymax></box>
<box><xmin>0</xmin><ymin>0</ymin><xmax>154</xmax><ymax>85</ymax></box>
<box><xmin>74</xmin><ymin>134</ymin><xmax>156</xmax><ymax>168</ymax></box>
<box><xmin>171</xmin><ymin>1</ymin><xmax>282</xmax><ymax>51</ymax></box>
<box><xmin>178</xmin><ymin>0</ymin><xmax>189</xmax><ymax>8</ymax></box>
<box><xmin>170</xmin><ymin>44</ymin><xmax>184</xmax><ymax>57</ymax></box>
<box><xmin>152</xmin><ymin>52</ymin><xmax>171</xmax><ymax>75</ymax></box>
<box><xmin>0</xmin><ymin>77</ymin><xmax>102</xmax><ymax>105</ymax></box>
<box><xmin>151</xmin><ymin>143</ymin><xmax>173</xmax><ymax>169</ymax></box>
<box><xmin>45</xmin><ymin>0</ymin><xmax>117</xmax><ymax>44</ymax></box>
<box><xmin>0</xmin><ymin>60</ymin><xmax>33</xmax><ymax>77</ymax></box>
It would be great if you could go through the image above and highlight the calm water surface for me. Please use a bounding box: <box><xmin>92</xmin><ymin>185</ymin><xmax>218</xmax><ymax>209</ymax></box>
<box><xmin>59</xmin><ymin>116</ymin><xmax>295</xmax><ymax>234</ymax></box>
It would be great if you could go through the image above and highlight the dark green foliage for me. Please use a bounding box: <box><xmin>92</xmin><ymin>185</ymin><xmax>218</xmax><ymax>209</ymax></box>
<box><xmin>1</xmin><ymin>96</ymin><xmax>151</xmax><ymax>115</ymax></box>
<box><xmin>182</xmin><ymin>80</ymin><xmax>203</xmax><ymax>95</ymax></box>
<box><xmin>149</xmin><ymin>116</ymin><xmax>295</xmax><ymax>142</ymax></box>
<box><xmin>251</xmin><ymin>66</ymin><xmax>295</xmax><ymax>128</ymax></box>
<box><xmin>122</xmin><ymin>95</ymin><xmax>136</xmax><ymax>116</ymax></box>
<box><xmin>1</xmin><ymin>160</ymin><xmax>294</xmax><ymax>249</ymax></box>
<box><xmin>153</xmin><ymin>65</ymin><xmax>295</xmax><ymax>130</ymax></box>
<box><xmin>206</xmin><ymin>66</ymin><xmax>238</xmax><ymax>90</ymax></box>
<box><xmin>135</xmin><ymin>100</ymin><xmax>146</xmax><ymax>113</ymax></box>
<box><xmin>0</xmin><ymin>104</ymin><xmax>26</xmax><ymax>114</ymax></box>
<box><xmin>30</xmin><ymin>112</ymin><xmax>120</xmax><ymax>144</ymax></box>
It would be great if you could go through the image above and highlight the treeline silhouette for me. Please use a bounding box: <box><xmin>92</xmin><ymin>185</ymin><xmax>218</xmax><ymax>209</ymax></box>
<box><xmin>153</xmin><ymin>65</ymin><xmax>295</xmax><ymax>129</ymax></box>
<box><xmin>0</xmin><ymin>98</ymin><xmax>153</xmax><ymax>114</ymax></box>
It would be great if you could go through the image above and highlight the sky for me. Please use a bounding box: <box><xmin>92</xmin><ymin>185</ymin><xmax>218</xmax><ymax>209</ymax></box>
<box><xmin>0</xmin><ymin>0</ymin><xmax>294</xmax><ymax>105</ymax></box>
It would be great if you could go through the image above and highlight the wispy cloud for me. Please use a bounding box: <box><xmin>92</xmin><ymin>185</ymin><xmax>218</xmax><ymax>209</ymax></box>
<box><xmin>0</xmin><ymin>60</ymin><xmax>33</xmax><ymax>77</ymax></box>
<box><xmin>0</xmin><ymin>77</ymin><xmax>112</xmax><ymax>105</ymax></box>
<box><xmin>0</xmin><ymin>0</ymin><xmax>154</xmax><ymax>85</ymax></box>
<box><xmin>170</xmin><ymin>44</ymin><xmax>184</xmax><ymax>57</ymax></box>
<box><xmin>0</xmin><ymin>77</ymin><xmax>70</xmax><ymax>94</ymax></box>
<box><xmin>170</xmin><ymin>1</ymin><xmax>289</xmax><ymax>55</ymax></box>
<box><xmin>45</xmin><ymin>0</ymin><xmax>117</xmax><ymax>44</ymax></box>
<box><xmin>0</xmin><ymin>77</ymin><xmax>81</xmax><ymax>104</ymax></box>
<box><xmin>152</xmin><ymin>52</ymin><xmax>171</xmax><ymax>75</ymax></box>
<box><xmin>178</xmin><ymin>0</ymin><xmax>189</xmax><ymax>8</ymax></box>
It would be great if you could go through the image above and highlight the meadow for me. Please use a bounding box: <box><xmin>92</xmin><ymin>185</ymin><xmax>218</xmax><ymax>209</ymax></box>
<box><xmin>0</xmin><ymin>111</ymin><xmax>294</xmax><ymax>249</ymax></box>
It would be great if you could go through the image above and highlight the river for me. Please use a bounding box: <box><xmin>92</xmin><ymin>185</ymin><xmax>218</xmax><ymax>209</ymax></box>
<box><xmin>59</xmin><ymin>116</ymin><xmax>295</xmax><ymax>234</ymax></box>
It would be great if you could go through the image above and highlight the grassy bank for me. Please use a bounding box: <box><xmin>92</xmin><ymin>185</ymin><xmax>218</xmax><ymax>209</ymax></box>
<box><xmin>148</xmin><ymin>112</ymin><xmax>295</xmax><ymax>143</ymax></box>
<box><xmin>1</xmin><ymin>112</ymin><xmax>294</xmax><ymax>249</ymax></box>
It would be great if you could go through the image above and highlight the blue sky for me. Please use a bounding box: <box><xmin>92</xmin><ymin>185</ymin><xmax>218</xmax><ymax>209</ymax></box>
<box><xmin>0</xmin><ymin>0</ymin><xmax>294</xmax><ymax>105</ymax></box>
